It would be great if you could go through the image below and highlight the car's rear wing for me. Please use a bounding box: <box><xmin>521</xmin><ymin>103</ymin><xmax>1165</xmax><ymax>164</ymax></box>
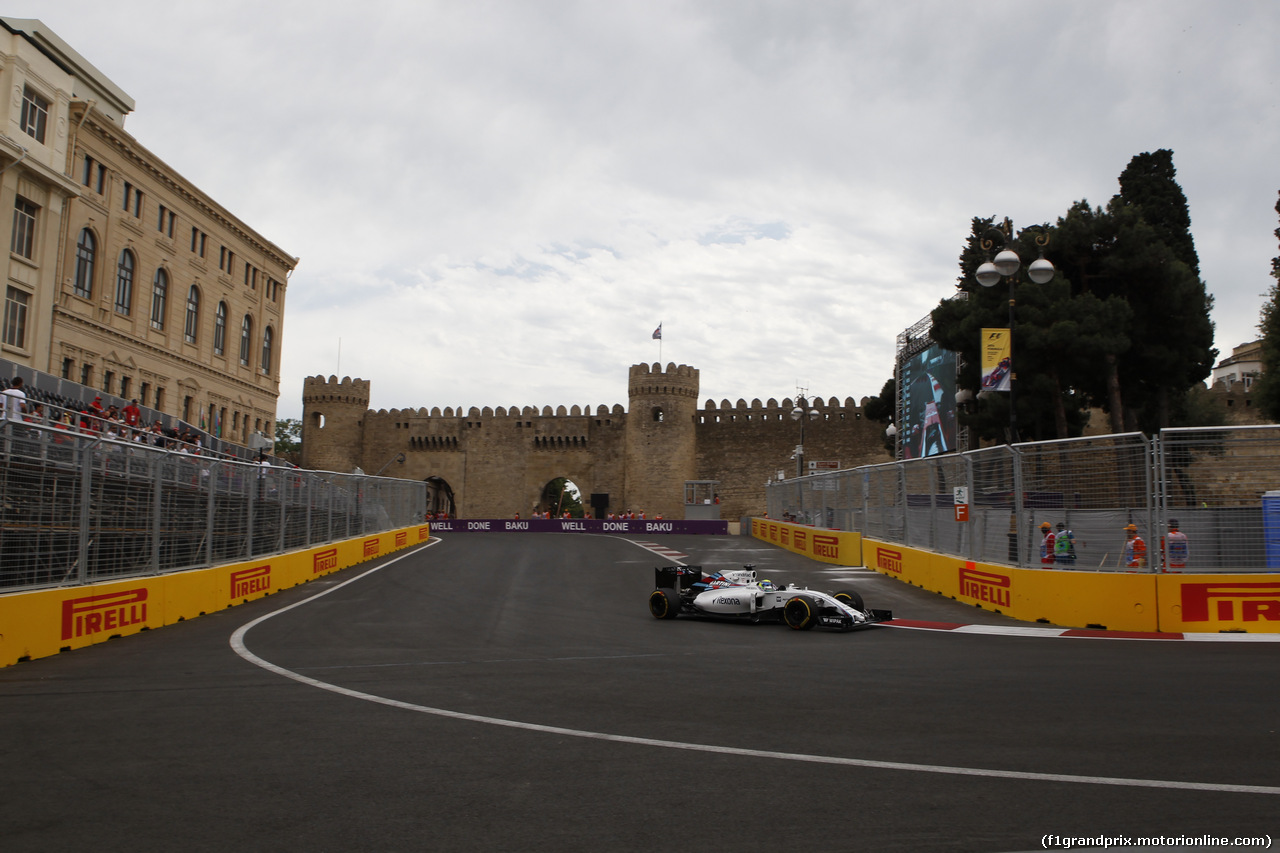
<box><xmin>654</xmin><ymin>566</ymin><xmax>702</xmax><ymax>593</ymax></box>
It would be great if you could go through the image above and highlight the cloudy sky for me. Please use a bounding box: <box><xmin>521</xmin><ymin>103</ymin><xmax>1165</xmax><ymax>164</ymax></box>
<box><xmin>30</xmin><ymin>1</ymin><xmax>1280</xmax><ymax>420</ymax></box>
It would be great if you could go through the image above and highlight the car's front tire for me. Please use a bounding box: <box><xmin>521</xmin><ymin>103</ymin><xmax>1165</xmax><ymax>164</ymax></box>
<box><xmin>782</xmin><ymin>595</ymin><xmax>818</xmax><ymax>630</ymax></box>
<box><xmin>833</xmin><ymin>589</ymin><xmax>865</xmax><ymax>611</ymax></box>
<box><xmin>649</xmin><ymin>589</ymin><xmax>680</xmax><ymax>619</ymax></box>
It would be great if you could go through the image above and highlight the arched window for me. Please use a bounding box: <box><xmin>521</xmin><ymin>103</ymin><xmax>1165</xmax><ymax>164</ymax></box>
<box><xmin>213</xmin><ymin>301</ymin><xmax>227</xmax><ymax>355</ymax></box>
<box><xmin>184</xmin><ymin>285</ymin><xmax>200</xmax><ymax>343</ymax></box>
<box><xmin>239</xmin><ymin>314</ymin><xmax>252</xmax><ymax>365</ymax></box>
<box><xmin>150</xmin><ymin>268</ymin><xmax>168</xmax><ymax>330</ymax></box>
<box><xmin>114</xmin><ymin>249</ymin><xmax>134</xmax><ymax>315</ymax></box>
<box><xmin>260</xmin><ymin>325</ymin><xmax>273</xmax><ymax>375</ymax></box>
<box><xmin>73</xmin><ymin>228</ymin><xmax>95</xmax><ymax>298</ymax></box>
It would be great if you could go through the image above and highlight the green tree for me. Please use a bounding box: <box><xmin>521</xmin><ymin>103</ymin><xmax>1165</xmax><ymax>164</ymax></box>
<box><xmin>1106</xmin><ymin>150</ymin><xmax>1216</xmax><ymax>430</ymax></box>
<box><xmin>1253</xmin><ymin>191</ymin><xmax>1280</xmax><ymax>421</ymax></box>
<box><xmin>931</xmin><ymin>217</ymin><xmax>1103</xmax><ymax>442</ymax></box>
<box><xmin>863</xmin><ymin>376</ymin><xmax>897</xmax><ymax>454</ymax></box>
<box><xmin>542</xmin><ymin>478</ymin><xmax>584</xmax><ymax>517</ymax></box>
<box><xmin>863</xmin><ymin>376</ymin><xmax>896</xmax><ymax>422</ymax></box>
<box><xmin>274</xmin><ymin>418</ymin><xmax>302</xmax><ymax>463</ymax></box>
<box><xmin>929</xmin><ymin>150</ymin><xmax>1216</xmax><ymax>441</ymax></box>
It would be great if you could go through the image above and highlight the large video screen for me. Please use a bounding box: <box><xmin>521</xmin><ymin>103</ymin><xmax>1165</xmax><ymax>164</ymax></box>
<box><xmin>899</xmin><ymin>344</ymin><xmax>957</xmax><ymax>459</ymax></box>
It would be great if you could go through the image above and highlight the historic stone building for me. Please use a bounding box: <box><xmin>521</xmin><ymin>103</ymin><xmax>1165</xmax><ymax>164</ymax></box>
<box><xmin>0</xmin><ymin>17</ymin><xmax>296</xmax><ymax>443</ymax></box>
<box><xmin>301</xmin><ymin>362</ymin><xmax>892</xmax><ymax>520</ymax></box>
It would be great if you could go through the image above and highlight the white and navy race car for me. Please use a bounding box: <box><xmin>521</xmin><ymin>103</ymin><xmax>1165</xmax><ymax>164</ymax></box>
<box><xmin>648</xmin><ymin>565</ymin><xmax>892</xmax><ymax>631</ymax></box>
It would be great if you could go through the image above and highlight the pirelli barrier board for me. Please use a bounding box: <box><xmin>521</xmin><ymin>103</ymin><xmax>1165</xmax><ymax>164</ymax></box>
<box><xmin>861</xmin><ymin>538</ymin><xmax>1160</xmax><ymax>632</ymax></box>
<box><xmin>750</xmin><ymin>518</ymin><xmax>862</xmax><ymax>567</ymax></box>
<box><xmin>1156</xmin><ymin>574</ymin><xmax>1280</xmax><ymax>633</ymax></box>
<box><xmin>752</xmin><ymin>520</ymin><xmax>1280</xmax><ymax>633</ymax></box>
<box><xmin>0</xmin><ymin>523</ymin><xmax>432</xmax><ymax>667</ymax></box>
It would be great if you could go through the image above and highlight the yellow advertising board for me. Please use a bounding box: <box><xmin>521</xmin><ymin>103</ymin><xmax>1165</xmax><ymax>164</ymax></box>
<box><xmin>1156</xmin><ymin>574</ymin><xmax>1280</xmax><ymax>633</ymax></box>
<box><xmin>0</xmin><ymin>523</ymin><xmax>433</xmax><ymax>667</ymax></box>
<box><xmin>750</xmin><ymin>518</ymin><xmax>862</xmax><ymax>566</ymax></box>
<box><xmin>862</xmin><ymin>537</ymin><xmax>1160</xmax><ymax>632</ymax></box>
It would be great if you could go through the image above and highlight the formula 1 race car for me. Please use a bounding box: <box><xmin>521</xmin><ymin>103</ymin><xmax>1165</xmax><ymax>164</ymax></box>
<box><xmin>647</xmin><ymin>565</ymin><xmax>892</xmax><ymax>631</ymax></box>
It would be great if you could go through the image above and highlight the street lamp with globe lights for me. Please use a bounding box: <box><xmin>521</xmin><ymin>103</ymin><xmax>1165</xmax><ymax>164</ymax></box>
<box><xmin>974</xmin><ymin>218</ymin><xmax>1055</xmax><ymax>444</ymax></box>
<box><xmin>790</xmin><ymin>396</ymin><xmax>820</xmax><ymax>478</ymax></box>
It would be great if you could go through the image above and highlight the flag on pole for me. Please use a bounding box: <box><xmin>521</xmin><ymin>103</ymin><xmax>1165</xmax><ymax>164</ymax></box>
<box><xmin>652</xmin><ymin>323</ymin><xmax>662</xmax><ymax>340</ymax></box>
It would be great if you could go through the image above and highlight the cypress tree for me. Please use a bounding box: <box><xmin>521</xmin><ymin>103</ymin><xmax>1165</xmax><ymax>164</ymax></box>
<box><xmin>1253</xmin><ymin>192</ymin><xmax>1280</xmax><ymax>421</ymax></box>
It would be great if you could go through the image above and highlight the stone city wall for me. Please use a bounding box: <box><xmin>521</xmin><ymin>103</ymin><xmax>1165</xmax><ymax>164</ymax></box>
<box><xmin>301</xmin><ymin>364</ymin><xmax>892</xmax><ymax>520</ymax></box>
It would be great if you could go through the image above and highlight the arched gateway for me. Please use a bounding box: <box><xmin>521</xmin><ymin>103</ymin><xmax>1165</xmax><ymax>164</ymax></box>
<box><xmin>301</xmin><ymin>363</ymin><xmax>889</xmax><ymax>521</ymax></box>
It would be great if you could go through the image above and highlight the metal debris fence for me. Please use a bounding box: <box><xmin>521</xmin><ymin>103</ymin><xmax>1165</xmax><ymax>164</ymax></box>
<box><xmin>0</xmin><ymin>419</ymin><xmax>426</xmax><ymax>591</ymax></box>
<box><xmin>766</xmin><ymin>425</ymin><xmax>1280</xmax><ymax>573</ymax></box>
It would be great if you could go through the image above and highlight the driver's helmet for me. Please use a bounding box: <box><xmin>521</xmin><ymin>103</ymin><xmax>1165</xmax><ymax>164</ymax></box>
<box><xmin>759</xmin><ymin>579</ymin><xmax>776</xmax><ymax>592</ymax></box>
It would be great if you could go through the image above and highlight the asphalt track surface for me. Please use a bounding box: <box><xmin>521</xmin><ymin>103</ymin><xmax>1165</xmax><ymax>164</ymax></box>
<box><xmin>2</xmin><ymin>533</ymin><xmax>1277</xmax><ymax>853</ymax></box>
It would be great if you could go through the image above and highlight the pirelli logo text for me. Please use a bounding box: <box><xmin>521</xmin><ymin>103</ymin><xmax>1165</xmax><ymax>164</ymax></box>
<box><xmin>313</xmin><ymin>548</ymin><xmax>338</xmax><ymax>574</ymax></box>
<box><xmin>876</xmin><ymin>547</ymin><xmax>903</xmax><ymax>574</ymax></box>
<box><xmin>1181</xmin><ymin>582</ymin><xmax>1280</xmax><ymax>622</ymax></box>
<box><xmin>230</xmin><ymin>565</ymin><xmax>271</xmax><ymax>599</ymax></box>
<box><xmin>417</xmin><ymin>526</ymin><xmax>430</xmax><ymax>541</ymax></box>
<box><xmin>61</xmin><ymin>589</ymin><xmax>148</xmax><ymax>640</ymax></box>
<box><xmin>959</xmin><ymin>565</ymin><xmax>1011</xmax><ymax>608</ymax></box>
<box><xmin>395</xmin><ymin>531</ymin><xmax>407</xmax><ymax>547</ymax></box>
<box><xmin>363</xmin><ymin>538</ymin><xmax>380</xmax><ymax>558</ymax></box>
<box><xmin>793</xmin><ymin>529</ymin><xmax>807</xmax><ymax>550</ymax></box>
<box><xmin>812</xmin><ymin>534</ymin><xmax>839</xmax><ymax>560</ymax></box>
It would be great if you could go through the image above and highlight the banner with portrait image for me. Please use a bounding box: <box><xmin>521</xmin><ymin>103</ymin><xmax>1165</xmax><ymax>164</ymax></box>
<box><xmin>899</xmin><ymin>344</ymin><xmax>957</xmax><ymax>459</ymax></box>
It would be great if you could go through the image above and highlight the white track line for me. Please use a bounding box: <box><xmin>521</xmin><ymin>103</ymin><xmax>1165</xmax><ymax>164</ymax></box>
<box><xmin>228</xmin><ymin>538</ymin><xmax>1280</xmax><ymax>796</ymax></box>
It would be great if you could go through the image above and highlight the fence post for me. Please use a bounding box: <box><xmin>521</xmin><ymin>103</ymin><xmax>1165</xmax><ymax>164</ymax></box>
<box><xmin>304</xmin><ymin>473</ymin><xmax>312</xmax><ymax>548</ymax></box>
<box><xmin>1011</xmin><ymin>444</ymin><xmax>1024</xmax><ymax>566</ymax></box>
<box><xmin>966</xmin><ymin>453</ymin><xmax>976</xmax><ymax>562</ymax></box>
<box><xmin>76</xmin><ymin>440</ymin><xmax>94</xmax><ymax>585</ymax></box>
<box><xmin>277</xmin><ymin>469</ymin><xmax>287</xmax><ymax>553</ymax></box>
<box><xmin>245</xmin><ymin>462</ymin><xmax>256</xmax><ymax>560</ymax></box>
<box><xmin>205</xmin><ymin>461</ymin><xmax>218</xmax><ymax>568</ymax></box>
<box><xmin>901</xmin><ymin>461</ymin><xmax>911</xmax><ymax>540</ymax></box>
<box><xmin>1154</xmin><ymin>431</ymin><xmax>1166</xmax><ymax>572</ymax></box>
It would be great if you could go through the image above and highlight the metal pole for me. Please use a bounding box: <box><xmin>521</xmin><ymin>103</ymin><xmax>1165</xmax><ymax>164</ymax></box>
<box><xmin>205</xmin><ymin>461</ymin><xmax>218</xmax><ymax>567</ymax></box>
<box><xmin>76</xmin><ymin>440</ymin><xmax>94</xmax><ymax>584</ymax></box>
<box><xmin>1008</xmin><ymin>276</ymin><xmax>1018</xmax><ymax>444</ymax></box>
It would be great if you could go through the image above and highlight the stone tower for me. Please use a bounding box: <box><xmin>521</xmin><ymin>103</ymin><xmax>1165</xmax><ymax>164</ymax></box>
<box><xmin>625</xmin><ymin>362</ymin><xmax>699</xmax><ymax>518</ymax></box>
<box><xmin>301</xmin><ymin>375</ymin><xmax>370</xmax><ymax>473</ymax></box>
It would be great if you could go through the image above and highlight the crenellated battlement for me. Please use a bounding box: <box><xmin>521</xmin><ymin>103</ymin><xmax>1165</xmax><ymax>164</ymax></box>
<box><xmin>695</xmin><ymin>395</ymin><xmax>871</xmax><ymax>426</ymax></box>
<box><xmin>367</xmin><ymin>403</ymin><xmax>628</xmax><ymax>421</ymax></box>
<box><xmin>699</xmin><ymin>396</ymin><xmax>869</xmax><ymax>412</ymax></box>
<box><xmin>300</xmin><ymin>360</ymin><xmax>891</xmax><ymax>519</ymax></box>
<box><xmin>628</xmin><ymin>362</ymin><xmax>700</xmax><ymax>400</ymax></box>
<box><xmin>302</xmin><ymin>375</ymin><xmax>371</xmax><ymax>407</ymax></box>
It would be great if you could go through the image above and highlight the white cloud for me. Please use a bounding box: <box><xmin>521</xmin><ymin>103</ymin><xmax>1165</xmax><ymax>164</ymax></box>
<box><xmin>29</xmin><ymin>0</ymin><xmax>1280</xmax><ymax>420</ymax></box>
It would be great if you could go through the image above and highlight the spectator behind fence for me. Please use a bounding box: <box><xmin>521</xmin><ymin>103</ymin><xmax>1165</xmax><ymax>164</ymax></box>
<box><xmin>2</xmin><ymin>377</ymin><xmax>27</xmax><ymax>420</ymax></box>
<box><xmin>1163</xmin><ymin>519</ymin><xmax>1189</xmax><ymax>570</ymax></box>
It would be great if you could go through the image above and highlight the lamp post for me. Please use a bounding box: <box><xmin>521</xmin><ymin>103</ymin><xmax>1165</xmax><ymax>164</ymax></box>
<box><xmin>790</xmin><ymin>397</ymin><xmax>819</xmax><ymax>478</ymax></box>
<box><xmin>974</xmin><ymin>218</ymin><xmax>1055</xmax><ymax>444</ymax></box>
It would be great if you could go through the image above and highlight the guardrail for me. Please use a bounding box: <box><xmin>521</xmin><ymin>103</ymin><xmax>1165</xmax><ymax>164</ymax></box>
<box><xmin>0</xmin><ymin>418</ymin><xmax>426</xmax><ymax>592</ymax></box>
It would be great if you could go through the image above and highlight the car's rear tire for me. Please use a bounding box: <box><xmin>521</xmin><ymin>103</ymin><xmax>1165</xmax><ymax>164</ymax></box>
<box><xmin>833</xmin><ymin>589</ymin><xmax>864</xmax><ymax>611</ymax></box>
<box><xmin>649</xmin><ymin>589</ymin><xmax>680</xmax><ymax>619</ymax></box>
<box><xmin>782</xmin><ymin>595</ymin><xmax>818</xmax><ymax>630</ymax></box>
